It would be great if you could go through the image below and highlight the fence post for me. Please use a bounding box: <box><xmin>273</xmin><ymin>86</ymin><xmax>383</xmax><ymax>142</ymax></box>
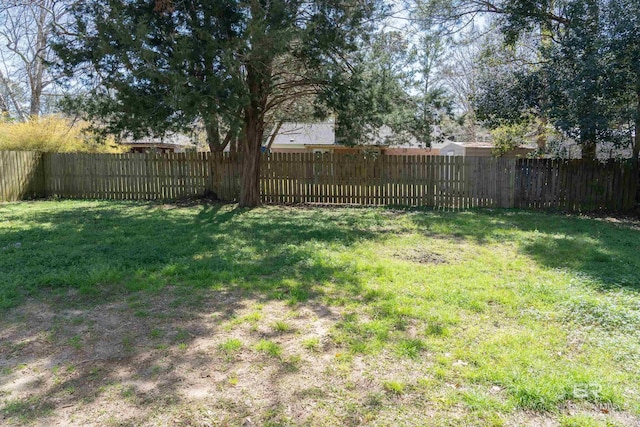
<box><xmin>507</xmin><ymin>158</ymin><xmax>517</xmax><ymax>209</ymax></box>
<box><xmin>34</xmin><ymin>152</ymin><xmax>46</xmax><ymax>198</ymax></box>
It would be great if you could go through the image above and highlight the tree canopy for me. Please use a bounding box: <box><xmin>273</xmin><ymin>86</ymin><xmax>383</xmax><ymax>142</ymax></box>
<box><xmin>55</xmin><ymin>0</ymin><xmax>384</xmax><ymax>206</ymax></box>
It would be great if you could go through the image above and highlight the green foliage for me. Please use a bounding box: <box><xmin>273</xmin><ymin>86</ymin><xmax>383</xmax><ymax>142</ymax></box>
<box><xmin>53</xmin><ymin>0</ymin><xmax>381</xmax><ymax>143</ymax></box>
<box><xmin>329</xmin><ymin>30</ymin><xmax>453</xmax><ymax>147</ymax></box>
<box><xmin>53</xmin><ymin>0</ymin><xmax>383</xmax><ymax>205</ymax></box>
<box><xmin>0</xmin><ymin>115</ymin><xmax>123</xmax><ymax>153</ymax></box>
<box><xmin>470</xmin><ymin>0</ymin><xmax>640</xmax><ymax>159</ymax></box>
<box><xmin>490</xmin><ymin>122</ymin><xmax>530</xmax><ymax>156</ymax></box>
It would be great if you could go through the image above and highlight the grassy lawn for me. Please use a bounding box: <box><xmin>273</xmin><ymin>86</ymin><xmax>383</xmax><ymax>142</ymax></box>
<box><xmin>1</xmin><ymin>200</ymin><xmax>639</xmax><ymax>426</ymax></box>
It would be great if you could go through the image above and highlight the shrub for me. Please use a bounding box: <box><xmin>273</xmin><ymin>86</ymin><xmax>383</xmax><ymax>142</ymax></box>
<box><xmin>0</xmin><ymin>115</ymin><xmax>123</xmax><ymax>153</ymax></box>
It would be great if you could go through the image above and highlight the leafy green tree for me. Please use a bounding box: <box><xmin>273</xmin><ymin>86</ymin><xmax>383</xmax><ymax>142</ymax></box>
<box><xmin>605</xmin><ymin>0</ymin><xmax>640</xmax><ymax>160</ymax></box>
<box><xmin>330</xmin><ymin>30</ymin><xmax>445</xmax><ymax>147</ymax></box>
<box><xmin>432</xmin><ymin>0</ymin><xmax>634</xmax><ymax>160</ymax></box>
<box><xmin>54</xmin><ymin>0</ymin><xmax>381</xmax><ymax>207</ymax></box>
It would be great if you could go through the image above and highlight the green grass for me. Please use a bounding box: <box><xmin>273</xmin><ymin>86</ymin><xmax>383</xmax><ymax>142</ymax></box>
<box><xmin>272</xmin><ymin>320</ymin><xmax>292</xmax><ymax>333</ymax></box>
<box><xmin>1</xmin><ymin>200</ymin><xmax>640</xmax><ymax>425</ymax></box>
<box><xmin>255</xmin><ymin>339</ymin><xmax>282</xmax><ymax>357</ymax></box>
<box><xmin>219</xmin><ymin>338</ymin><xmax>243</xmax><ymax>356</ymax></box>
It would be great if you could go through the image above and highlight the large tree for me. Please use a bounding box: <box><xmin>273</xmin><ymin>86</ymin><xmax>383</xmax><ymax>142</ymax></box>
<box><xmin>605</xmin><ymin>0</ymin><xmax>640</xmax><ymax>161</ymax></box>
<box><xmin>0</xmin><ymin>0</ymin><xmax>71</xmax><ymax>119</ymax></box>
<box><xmin>421</xmin><ymin>0</ymin><xmax>640</xmax><ymax>160</ymax></box>
<box><xmin>55</xmin><ymin>0</ymin><xmax>382</xmax><ymax>207</ymax></box>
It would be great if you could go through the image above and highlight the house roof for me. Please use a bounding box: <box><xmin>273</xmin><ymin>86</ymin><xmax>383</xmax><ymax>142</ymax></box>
<box><xmin>122</xmin><ymin>132</ymin><xmax>196</xmax><ymax>147</ymax></box>
<box><xmin>462</xmin><ymin>141</ymin><xmax>537</xmax><ymax>149</ymax></box>
<box><xmin>269</xmin><ymin>122</ymin><xmax>335</xmax><ymax>146</ymax></box>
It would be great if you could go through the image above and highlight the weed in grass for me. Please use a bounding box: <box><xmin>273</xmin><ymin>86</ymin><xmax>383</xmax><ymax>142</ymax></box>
<box><xmin>149</xmin><ymin>328</ymin><xmax>163</xmax><ymax>339</ymax></box>
<box><xmin>1</xmin><ymin>396</ymin><xmax>53</xmax><ymax>422</ymax></box>
<box><xmin>559</xmin><ymin>414</ymin><xmax>622</xmax><ymax>427</ymax></box>
<box><xmin>173</xmin><ymin>329</ymin><xmax>191</xmax><ymax>343</ymax></box>
<box><xmin>263</xmin><ymin>405</ymin><xmax>293</xmax><ymax>427</ymax></box>
<box><xmin>272</xmin><ymin>320</ymin><xmax>292</xmax><ymax>333</ymax></box>
<box><xmin>395</xmin><ymin>338</ymin><xmax>426</xmax><ymax>359</ymax></box>
<box><xmin>255</xmin><ymin>340</ymin><xmax>282</xmax><ymax>358</ymax></box>
<box><xmin>120</xmin><ymin>385</ymin><xmax>136</xmax><ymax>402</ymax></box>
<box><xmin>282</xmin><ymin>354</ymin><xmax>302</xmax><ymax>372</ymax></box>
<box><xmin>70</xmin><ymin>316</ymin><xmax>85</xmax><ymax>325</ymax></box>
<box><xmin>228</xmin><ymin>373</ymin><xmax>239</xmax><ymax>386</ymax></box>
<box><xmin>461</xmin><ymin>389</ymin><xmax>511</xmax><ymax>413</ymax></box>
<box><xmin>425</xmin><ymin>322</ymin><xmax>449</xmax><ymax>337</ymax></box>
<box><xmin>295</xmin><ymin>387</ymin><xmax>326</xmax><ymax>399</ymax></box>
<box><xmin>219</xmin><ymin>338</ymin><xmax>243</xmax><ymax>356</ymax></box>
<box><xmin>68</xmin><ymin>335</ymin><xmax>82</xmax><ymax>350</ymax></box>
<box><xmin>364</xmin><ymin>392</ymin><xmax>385</xmax><ymax>409</ymax></box>
<box><xmin>563</xmin><ymin>295</ymin><xmax>640</xmax><ymax>334</ymax></box>
<box><xmin>122</xmin><ymin>335</ymin><xmax>134</xmax><ymax>353</ymax></box>
<box><xmin>302</xmin><ymin>337</ymin><xmax>321</xmax><ymax>351</ymax></box>
<box><xmin>88</xmin><ymin>367</ymin><xmax>102</xmax><ymax>378</ymax></box>
<box><xmin>224</xmin><ymin>311</ymin><xmax>263</xmax><ymax>331</ymax></box>
<box><xmin>432</xmin><ymin>366</ymin><xmax>448</xmax><ymax>381</ymax></box>
<box><xmin>383</xmin><ymin>380</ymin><xmax>406</xmax><ymax>395</ymax></box>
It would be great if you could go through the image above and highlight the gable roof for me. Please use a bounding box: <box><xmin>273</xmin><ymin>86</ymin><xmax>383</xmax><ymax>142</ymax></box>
<box><xmin>269</xmin><ymin>122</ymin><xmax>335</xmax><ymax>146</ymax></box>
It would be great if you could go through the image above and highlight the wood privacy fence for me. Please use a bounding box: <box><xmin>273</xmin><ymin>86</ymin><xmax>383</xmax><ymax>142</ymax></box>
<box><xmin>0</xmin><ymin>151</ymin><xmax>45</xmax><ymax>202</ymax></box>
<box><xmin>0</xmin><ymin>151</ymin><xmax>637</xmax><ymax>211</ymax></box>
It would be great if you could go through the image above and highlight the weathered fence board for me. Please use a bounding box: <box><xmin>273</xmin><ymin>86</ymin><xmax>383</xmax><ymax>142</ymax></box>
<box><xmin>0</xmin><ymin>151</ymin><xmax>44</xmax><ymax>202</ymax></box>
<box><xmin>514</xmin><ymin>159</ymin><xmax>637</xmax><ymax>211</ymax></box>
<box><xmin>0</xmin><ymin>151</ymin><xmax>637</xmax><ymax>211</ymax></box>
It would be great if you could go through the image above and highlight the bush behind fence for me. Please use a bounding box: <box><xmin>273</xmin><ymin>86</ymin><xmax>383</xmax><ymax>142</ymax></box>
<box><xmin>0</xmin><ymin>151</ymin><xmax>637</xmax><ymax>211</ymax></box>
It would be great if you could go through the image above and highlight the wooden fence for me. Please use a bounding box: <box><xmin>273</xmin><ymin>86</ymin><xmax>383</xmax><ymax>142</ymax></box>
<box><xmin>0</xmin><ymin>151</ymin><xmax>44</xmax><ymax>202</ymax></box>
<box><xmin>0</xmin><ymin>151</ymin><xmax>637</xmax><ymax>211</ymax></box>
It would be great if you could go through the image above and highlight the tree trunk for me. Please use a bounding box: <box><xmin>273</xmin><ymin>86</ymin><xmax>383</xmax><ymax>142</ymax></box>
<box><xmin>238</xmin><ymin>70</ymin><xmax>268</xmax><ymax>207</ymax></box>
<box><xmin>536</xmin><ymin>118</ymin><xmax>547</xmax><ymax>150</ymax></box>
<box><xmin>266</xmin><ymin>121</ymin><xmax>283</xmax><ymax>151</ymax></box>
<box><xmin>580</xmin><ymin>127</ymin><xmax>597</xmax><ymax>160</ymax></box>
<box><xmin>634</xmin><ymin>89</ymin><xmax>640</xmax><ymax>209</ymax></box>
<box><xmin>634</xmin><ymin>89</ymin><xmax>640</xmax><ymax>161</ymax></box>
<box><xmin>581</xmin><ymin>141</ymin><xmax>597</xmax><ymax>160</ymax></box>
<box><xmin>237</xmin><ymin>0</ymin><xmax>272</xmax><ymax>207</ymax></box>
<box><xmin>205</xmin><ymin>115</ymin><xmax>223</xmax><ymax>152</ymax></box>
<box><xmin>238</xmin><ymin>110</ymin><xmax>264</xmax><ymax>208</ymax></box>
<box><xmin>29</xmin><ymin>5</ymin><xmax>48</xmax><ymax>117</ymax></box>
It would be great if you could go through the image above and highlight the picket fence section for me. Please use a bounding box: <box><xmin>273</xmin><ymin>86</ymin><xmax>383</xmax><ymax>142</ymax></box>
<box><xmin>515</xmin><ymin>158</ymin><xmax>637</xmax><ymax>211</ymax></box>
<box><xmin>0</xmin><ymin>151</ymin><xmax>44</xmax><ymax>202</ymax></box>
<box><xmin>0</xmin><ymin>151</ymin><xmax>636</xmax><ymax>211</ymax></box>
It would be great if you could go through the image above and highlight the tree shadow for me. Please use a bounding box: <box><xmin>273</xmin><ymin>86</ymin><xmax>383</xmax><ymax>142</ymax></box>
<box><xmin>1</xmin><ymin>202</ymin><xmax>639</xmax><ymax>424</ymax></box>
<box><xmin>0</xmin><ymin>200</ymin><xmax>391</xmax><ymax>425</ymax></box>
<box><xmin>407</xmin><ymin>208</ymin><xmax>640</xmax><ymax>291</ymax></box>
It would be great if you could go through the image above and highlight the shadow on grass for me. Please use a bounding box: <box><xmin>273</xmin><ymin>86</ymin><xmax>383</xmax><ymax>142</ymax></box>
<box><xmin>0</xmin><ymin>200</ymin><xmax>391</xmax><ymax>425</ymax></box>
<box><xmin>0</xmin><ymin>201</ymin><xmax>387</xmax><ymax>307</ymax></box>
<box><xmin>1</xmin><ymin>201</ymin><xmax>639</xmax><ymax>424</ymax></box>
<box><xmin>407</xmin><ymin>208</ymin><xmax>640</xmax><ymax>291</ymax></box>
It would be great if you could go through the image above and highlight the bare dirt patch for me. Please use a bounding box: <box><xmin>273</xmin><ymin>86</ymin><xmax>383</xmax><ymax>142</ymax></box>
<box><xmin>0</xmin><ymin>288</ymin><xmax>361</xmax><ymax>426</ymax></box>
<box><xmin>1</xmin><ymin>288</ymin><xmax>638</xmax><ymax>426</ymax></box>
<box><xmin>390</xmin><ymin>247</ymin><xmax>448</xmax><ymax>265</ymax></box>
